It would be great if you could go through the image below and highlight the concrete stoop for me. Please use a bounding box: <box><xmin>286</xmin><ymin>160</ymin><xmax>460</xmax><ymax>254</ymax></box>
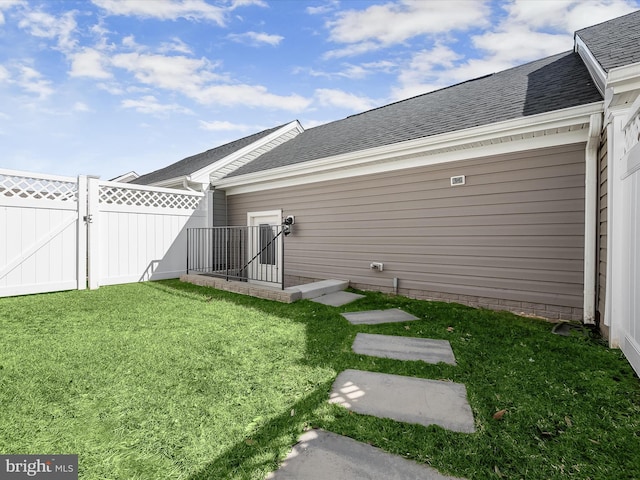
<box><xmin>180</xmin><ymin>275</ymin><xmax>348</xmax><ymax>303</ymax></box>
<box><xmin>286</xmin><ymin>279</ymin><xmax>349</xmax><ymax>300</ymax></box>
<box><xmin>266</xmin><ymin>429</ymin><xmax>466</xmax><ymax>480</ymax></box>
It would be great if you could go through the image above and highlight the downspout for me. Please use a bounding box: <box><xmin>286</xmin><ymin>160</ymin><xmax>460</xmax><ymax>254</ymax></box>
<box><xmin>583</xmin><ymin>112</ymin><xmax>602</xmax><ymax>325</ymax></box>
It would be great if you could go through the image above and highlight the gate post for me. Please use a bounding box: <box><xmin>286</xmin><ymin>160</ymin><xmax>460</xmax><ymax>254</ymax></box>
<box><xmin>87</xmin><ymin>177</ymin><xmax>100</xmax><ymax>290</ymax></box>
<box><xmin>77</xmin><ymin>175</ymin><xmax>88</xmax><ymax>290</ymax></box>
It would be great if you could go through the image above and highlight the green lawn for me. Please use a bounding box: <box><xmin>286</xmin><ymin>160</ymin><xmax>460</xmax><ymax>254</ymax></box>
<box><xmin>1</xmin><ymin>281</ymin><xmax>639</xmax><ymax>479</ymax></box>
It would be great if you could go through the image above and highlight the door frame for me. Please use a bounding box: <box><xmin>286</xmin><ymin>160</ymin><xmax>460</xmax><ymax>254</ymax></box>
<box><xmin>247</xmin><ymin>210</ymin><xmax>282</xmax><ymax>287</ymax></box>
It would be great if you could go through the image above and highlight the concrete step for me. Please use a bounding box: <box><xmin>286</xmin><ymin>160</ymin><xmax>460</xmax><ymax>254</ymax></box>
<box><xmin>310</xmin><ymin>291</ymin><xmax>365</xmax><ymax>307</ymax></box>
<box><xmin>286</xmin><ymin>279</ymin><xmax>349</xmax><ymax>300</ymax></box>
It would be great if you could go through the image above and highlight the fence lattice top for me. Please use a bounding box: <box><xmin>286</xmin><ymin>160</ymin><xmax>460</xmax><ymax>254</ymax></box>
<box><xmin>0</xmin><ymin>173</ymin><xmax>78</xmax><ymax>201</ymax></box>
<box><xmin>98</xmin><ymin>184</ymin><xmax>202</xmax><ymax>210</ymax></box>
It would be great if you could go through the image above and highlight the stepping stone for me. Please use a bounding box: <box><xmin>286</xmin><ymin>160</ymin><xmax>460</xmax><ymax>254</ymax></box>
<box><xmin>266</xmin><ymin>429</ymin><xmax>466</xmax><ymax>480</ymax></box>
<box><xmin>311</xmin><ymin>291</ymin><xmax>365</xmax><ymax>307</ymax></box>
<box><xmin>353</xmin><ymin>333</ymin><xmax>456</xmax><ymax>365</ymax></box>
<box><xmin>341</xmin><ymin>308</ymin><xmax>419</xmax><ymax>325</ymax></box>
<box><xmin>329</xmin><ymin>369</ymin><xmax>475</xmax><ymax>433</ymax></box>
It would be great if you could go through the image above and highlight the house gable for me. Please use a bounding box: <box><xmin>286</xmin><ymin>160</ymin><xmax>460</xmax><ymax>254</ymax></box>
<box><xmin>133</xmin><ymin>121</ymin><xmax>302</xmax><ymax>188</ymax></box>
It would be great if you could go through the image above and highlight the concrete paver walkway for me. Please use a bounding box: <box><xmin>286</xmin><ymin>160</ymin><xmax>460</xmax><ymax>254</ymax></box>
<box><xmin>353</xmin><ymin>333</ymin><xmax>457</xmax><ymax>364</ymax></box>
<box><xmin>268</xmin><ymin>292</ymin><xmax>473</xmax><ymax>479</ymax></box>
<box><xmin>341</xmin><ymin>308</ymin><xmax>419</xmax><ymax>325</ymax></box>
<box><xmin>329</xmin><ymin>369</ymin><xmax>475</xmax><ymax>433</ymax></box>
<box><xmin>266</xmin><ymin>429</ymin><xmax>466</xmax><ymax>480</ymax></box>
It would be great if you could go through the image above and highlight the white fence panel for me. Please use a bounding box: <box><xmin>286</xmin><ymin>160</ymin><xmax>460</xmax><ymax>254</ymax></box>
<box><xmin>610</xmin><ymin>100</ymin><xmax>640</xmax><ymax>376</ymax></box>
<box><xmin>88</xmin><ymin>179</ymin><xmax>206</xmax><ymax>288</ymax></box>
<box><xmin>620</xmin><ymin>143</ymin><xmax>640</xmax><ymax>376</ymax></box>
<box><xmin>0</xmin><ymin>169</ymin><xmax>84</xmax><ymax>296</ymax></box>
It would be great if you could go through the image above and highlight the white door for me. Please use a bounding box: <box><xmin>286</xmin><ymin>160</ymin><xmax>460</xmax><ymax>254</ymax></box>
<box><xmin>247</xmin><ymin>210</ymin><xmax>282</xmax><ymax>286</ymax></box>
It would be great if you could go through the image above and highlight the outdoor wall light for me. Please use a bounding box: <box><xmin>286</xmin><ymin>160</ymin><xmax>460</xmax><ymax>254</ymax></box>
<box><xmin>283</xmin><ymin>215</ymin><xmax>295</xmax><ymax>236</ymax></box>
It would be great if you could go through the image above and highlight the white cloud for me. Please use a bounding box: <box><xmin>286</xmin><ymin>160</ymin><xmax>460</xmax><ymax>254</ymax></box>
<box><xmin>0</xmin><ymin>65</ymin><xmax>9</xmax><ymax>82</ymax></box>
<box><xmin>228</xmin><ymin>31</ymin><xmax>284</xmax><ymax>46</ymax></box>
<box><xmin>314</xmin><ymin>88</ymin><xmax>377</xmax><ymax>111</ymax></box>
<box><xmin>69</xmin><ymin>48</ymin><xmax>112</xmax><ymax>79</ymax></box>
<box><xmin>73</xmin><ymin>102</ymin><xmax>91</xmax><ymax>112</ymax></box>
<box><xmin>0</xmin><ymin>0</ymin><xmax>23</xmax><ymax>25</ymax></box>
<box><xmin>193</xmin><ymin>84</ymin><xmax>312</xmax><ymax>111</ymax></box>
<box><xmin>199</xmin><ymin>120</ymin><xmax>256</xmax><ymax>131</ymax></box>
<box><xmin>159</xmin><ymin>37</ymin><xmax>193</xmax><ymax>54</ymax></box>
<box><xmin>390</xmin><ymin>0</ymin><xmax>639</xmax><ymax>101</ymax></box>
<box><xmin>18</xmin><ymin>8</ymin><xmax>78</xmax><ymax>52</ymax></box>
<box><xmin>306</xmin><ymin>0</ymin><xmax>340</xmax><ymax>15</ymax></box>
<box><xmin>91</xmin><ymin>0</ymin><xmax>226</xmax><ymax>25</ymax></box>
<box><xmin>504</xmin><ymin>0</ymin><xmax>638</xmax><ymax>32</ymax></box>
<box><xmin>121</xmin><ymin>95</ymin><xmax>192</xmax><ymax>115</ymax></box>
<box><xmin>326</xmin><ymin>0</ymin><xmax>490</xmax><ymax>46</ymax></box>
<box><xmin>111</xmin><ymin>52</ymin><xmax>220</xmax><ymax>91</ymax></box>
<box><xmin>16</xmin><ymin>65</ymin><xmax>54</xmax><ymax>98</ymax></box>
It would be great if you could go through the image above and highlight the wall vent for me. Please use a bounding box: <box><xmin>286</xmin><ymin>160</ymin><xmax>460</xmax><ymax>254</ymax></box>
<box><xmin>450</xmin><ymin>175</ymin><xmax>466</xmax><ymax>186</ymax></box>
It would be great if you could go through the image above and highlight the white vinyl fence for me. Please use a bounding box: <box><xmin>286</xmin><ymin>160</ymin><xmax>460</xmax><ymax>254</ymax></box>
<box><xmin>608</xmin><ymin>99</ymin><xmax>640</xmax><ymax>377</ymax></box>
<box><xmin>0</xmin><ymin>170</ymin><xmax>86</xmax><ymax>296</ymax></box>
<box><xmin>0</xmin><ymin>169</ymin><xmax>206</xmax><ymax>297</ymax></box>
<box><xmin>88</xmin><ymin>178</ymin><xmax>206</xmax><ymax>288</ymax></box>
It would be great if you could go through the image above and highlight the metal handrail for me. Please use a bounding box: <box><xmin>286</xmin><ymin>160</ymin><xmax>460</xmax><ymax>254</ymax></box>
<box><xmin>187</xmin><ymin>226</ymin><xmax>284</xmax><ymax>289</ymax></box>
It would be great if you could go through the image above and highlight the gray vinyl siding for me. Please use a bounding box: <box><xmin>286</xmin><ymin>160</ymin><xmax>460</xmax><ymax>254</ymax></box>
<box><xmin>211</xmin><ymin>189</ymin><xmax>227</xmax><ymax>227</ymax></box>
<box><xmin>226</xmin><ymin>143</ymin><xmax>586</xmax><ymax>315</ymax></box>
<box><xmin>597</xmin><ymin>128</ymin><xmax>608</xmax><ymax>332</ymax></box>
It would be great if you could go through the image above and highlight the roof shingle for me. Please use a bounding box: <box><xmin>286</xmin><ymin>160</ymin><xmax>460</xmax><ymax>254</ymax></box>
<box><xmin>576</xmin><ymin>10</ymin><xmax>640</xmax><ymax>72</ymax></box>
<box><xmin>227</xmin><ymin>51</ymin><xmax>601</xmax><ymax>178</ymax></box>
<box><xmin>133</xmin><ymin>123</ymin><xmax>287</xmax><ymax>185</ymax></box>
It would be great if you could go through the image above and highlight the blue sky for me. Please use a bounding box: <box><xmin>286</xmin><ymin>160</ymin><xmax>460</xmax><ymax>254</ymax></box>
<box><xmin>1</xmin><ymin>0</ymin><xmax>638</xmax><ymax>180</ymax></box>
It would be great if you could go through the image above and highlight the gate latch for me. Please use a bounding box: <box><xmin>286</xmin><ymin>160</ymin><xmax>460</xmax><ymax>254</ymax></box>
<box><xmin>83</xmin><ymin>214</ymin><xmax>93</xmax><ymax>224</ymax></box>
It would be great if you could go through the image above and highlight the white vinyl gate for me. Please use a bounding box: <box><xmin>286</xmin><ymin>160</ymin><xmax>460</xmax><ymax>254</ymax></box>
<box><xmin>0</xmin><ymin>169</ymin><xmax>205</xmax><ymax>297</ymax></box>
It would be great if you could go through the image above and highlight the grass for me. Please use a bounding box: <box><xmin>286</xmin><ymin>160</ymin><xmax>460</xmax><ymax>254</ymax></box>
<box><xmin>0</xmin><ymin>280</ymin><xmax>638</xmax><ymax>479</ymax></box>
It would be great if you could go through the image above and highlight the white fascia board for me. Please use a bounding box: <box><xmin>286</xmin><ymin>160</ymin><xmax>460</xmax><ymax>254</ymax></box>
<box><xmin>187</xmin><ymin>120</ymin><xmax>304</xmax><ymax>184</ymax></box>
<box><xmin>216</xmin><ymin>102</ymin><xmax>603</xmax><ymax>195</ymax></box>
<box><xmin>146</xmin><ymin>177</ymin><xmax>189</xmax><ymax>189</ymax></box>
<box><xmin>607</xmin><ymin>62</ymin><xmax>640</xmax><ymax>95</ymax></box>
<box><xmin>574</xmin><ymin>34</ymin><xmax>606</xmax><ymax>96</ymax></box>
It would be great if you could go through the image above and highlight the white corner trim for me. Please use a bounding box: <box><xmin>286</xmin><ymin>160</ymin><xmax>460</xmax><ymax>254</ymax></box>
<box><xmin>216</xmin><ymin>102</ymin><xmax>603</xmax><ymax>194</ymax></box>
<box><xmin>583</xmin><ymin>112</ymin><xmax>602</xmax><ymax>325</ymax></box>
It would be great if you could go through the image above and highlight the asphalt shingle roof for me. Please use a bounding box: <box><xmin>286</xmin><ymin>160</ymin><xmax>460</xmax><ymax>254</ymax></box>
<box><xmin>227</xmin><ymin>51</ymin><xmax>601</xmax><ymax>178</ymax></box>
<box><xmin>133</xmin><ymin>123</ymin><xmax>287</xmax><ymax>185</ymax></box>
<box><xmin>576</xmin><ymin>10</ymin><xmax>640</xmax><ymax>72</ymax></box>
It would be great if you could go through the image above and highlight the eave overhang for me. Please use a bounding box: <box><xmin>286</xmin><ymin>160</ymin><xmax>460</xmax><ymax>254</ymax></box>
<box><xmin>215</xmin><ymin>102</ymin><xmax>604</xmax><ymax>195</ymax></box>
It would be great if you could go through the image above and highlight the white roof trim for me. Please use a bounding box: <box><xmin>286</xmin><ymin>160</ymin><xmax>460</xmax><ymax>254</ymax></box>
<box><xmin>215</xmin><ymin>102</ymin><xmax>604</xmax><ymax>195</ymax></box>
<box><xmin>144</xmin><ymin>120</ymin><xmax>303</xmax><ymax>188</ymax></box>
<box><xmin>188</xmin><ymin>120</ymin><xmax>303</xmax><ymax>184</ymax></box>
<box><xmin>574</xmin><ymin>34</ymin><xmax>606</xmax><ymax>96</ymax></box>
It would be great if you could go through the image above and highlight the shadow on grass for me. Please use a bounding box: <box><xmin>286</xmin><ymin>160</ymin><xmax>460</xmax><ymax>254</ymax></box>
<box><xmin>143</xmin><ymin>280</ymin><xmax>640</xmax><ymax>480</ymax></box>
<box><xmin>187</xmin><ymin>382</ymin><xmax>333</xmax><ymax>480</ymax></box>
<box><xmin>142</xmin><ymin>280</ymin><xmax>360</xmax><ymax>478</ymax></box>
